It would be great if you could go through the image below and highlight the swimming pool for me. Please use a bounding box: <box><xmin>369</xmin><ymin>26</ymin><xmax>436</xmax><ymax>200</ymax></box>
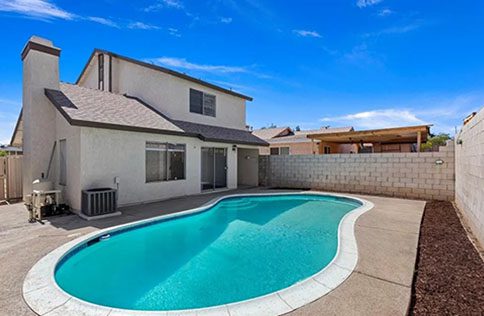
<box><xmin>24</xmin><ymin>192</ymin><xmax>373</xmax><ymax>315</ymax></box>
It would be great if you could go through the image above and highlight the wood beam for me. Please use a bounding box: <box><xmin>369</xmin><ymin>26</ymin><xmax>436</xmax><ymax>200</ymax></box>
<box><xmin>417</xmin><ymin>131</ymin><xmax>422</xmax><ymax>152</ymax></box>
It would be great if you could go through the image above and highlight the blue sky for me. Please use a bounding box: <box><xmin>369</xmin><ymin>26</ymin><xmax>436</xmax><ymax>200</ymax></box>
<box><xmin>1</xmin><ymin>0</ymin><xmax>484</xmax><ymax>144</ymax></box>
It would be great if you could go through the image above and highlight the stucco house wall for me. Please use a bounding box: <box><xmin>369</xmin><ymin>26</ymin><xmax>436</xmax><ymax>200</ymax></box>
<box><xmin>19</xmin><ymin>37</ymin><xmax>263</xmax><ymax>213</ymax></box>
<box><xmin>237</xmin><ymin>148</ymin><xmax>259</xmax><ymax>186</ymax></box>
<box><xmin>455</xmin><ymin>108</ymin><xmax>484</xmax><ymax>246</ymax></box>
<box><xmin>53</xmin><ymin>112</ymin><xmax>82</xmax><ymax>209</ymax></box>
<box><xmin>75</xmin><ymin>127</ymin><xmax>241</xmax><ymax>210</ymax></box>
<box><xmin>21</xmin><ymin>38</ymin><xmax>59</xmax><ymax>196</ymax></box>
<box><xmin>79</xmin><ymin>54</ymin><xmax>247</xmax><ymax>130</ymax></box>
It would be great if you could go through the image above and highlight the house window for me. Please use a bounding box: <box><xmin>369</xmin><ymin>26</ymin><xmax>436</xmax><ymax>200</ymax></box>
<box><xmin>324</xmin><ymin>146</ymin><xmax>331</xmax><ymax>154</ymax></box>
<box><xmin>270</xmin><ymin>147</ymin><xmax>290</xmax><ymax>155</ymax></box>
<box><xmin>98</xmin><ymin>53</ymin><xmax>104</xmax><ymax>90</ymax></box>
<box><xmin>189</xmin><ymin>88</ymin><xmax>216</xmax><ymax>117</ymax></box>
<box><xmin>146</xmin><ymin>142</ymin><xmax>186</xmax><ymax>182</ymax></box>
<box><xmin>280</xmin><ymin>147</ymin><xmax>290</xmax><ymax>155</ymax></box>
<box><xmin>59</xmin><ymin>139</ymin><xmax>66</xmax><ymax>185</ymax></box>
<box><xmin>167</xmin><ymin>144</ymin><xmax>186</xmax><ymax>180</ymax></box>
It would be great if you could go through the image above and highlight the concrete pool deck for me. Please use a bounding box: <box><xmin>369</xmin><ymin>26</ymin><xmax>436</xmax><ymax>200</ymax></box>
<box><xmin>0</xmin><ymin>188</ymin><xmax>425</xmax><ymax>315</ymax></box>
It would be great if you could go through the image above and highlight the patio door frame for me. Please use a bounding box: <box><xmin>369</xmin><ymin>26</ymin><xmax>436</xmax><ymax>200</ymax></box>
<box><xmin>201</xmin><ymin>147</ymin><xmax>227</xmax><ymax>191</ymax></box>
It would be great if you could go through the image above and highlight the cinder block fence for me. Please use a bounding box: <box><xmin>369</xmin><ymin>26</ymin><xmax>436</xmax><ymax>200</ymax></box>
<box><xmin>259</xmin><ymin>142</ymin><xmax>455</xmax><ymax>201</ymax></box>
<box><xmin>455</xmin><ymin>108</ymin><xmax>484</xmax><ymax>245</ymax></box>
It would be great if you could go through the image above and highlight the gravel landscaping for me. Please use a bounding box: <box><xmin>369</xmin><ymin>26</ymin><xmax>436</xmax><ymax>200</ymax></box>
<box><xmin>411</xmin><ymin>201</ymin><xmax>484</xmax><ymax>315</ymax></box>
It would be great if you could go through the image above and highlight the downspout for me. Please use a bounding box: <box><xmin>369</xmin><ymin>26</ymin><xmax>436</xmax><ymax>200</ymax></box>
<box><xmin>45</xmin><ymin>141</ymin><xmax>56</xmax><ymax>179</ymax></box>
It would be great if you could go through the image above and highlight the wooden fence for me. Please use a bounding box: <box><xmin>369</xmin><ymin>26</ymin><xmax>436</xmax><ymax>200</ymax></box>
<box><xmin>0</xmin><ymin>156</ymin><xmax>22</xmax><ymax>202</ymax></box>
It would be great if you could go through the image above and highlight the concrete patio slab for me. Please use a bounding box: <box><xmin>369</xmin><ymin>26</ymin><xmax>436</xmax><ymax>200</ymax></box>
<box><xmin>354</xmin><ymin>225</ymin><xmax>420</xmax><ymax>287</ymax></box>
<box><xmin>0</xmin><ymin>188</ymin><xmax>425</xmax><ymax>316</ymax></box>
<box><xmin>288</xmin><ymin>272</ymin><xmax>411</xmax><ymax>316</ymax></box>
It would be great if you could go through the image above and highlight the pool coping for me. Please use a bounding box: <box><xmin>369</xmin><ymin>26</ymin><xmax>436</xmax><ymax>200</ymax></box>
<box><xmin>22</xmin><ymin>191</ymin><xmax>374</xmax><ymax>316</ymax></box>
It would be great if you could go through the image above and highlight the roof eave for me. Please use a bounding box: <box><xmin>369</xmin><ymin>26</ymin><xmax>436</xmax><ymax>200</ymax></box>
<box><xmin>45</xmin><ymin>88</ymin><xmax>266</xmax><ymax>146</ymax></box>
<box><xmin>76</xmin><ymin>49</ymin><xmax>253</xmax><ymax>101</ymax></box>
<box><xmin>307</xmin><ymin>124</ymin><xmax>433</xmax><ymax>140</ymax></box>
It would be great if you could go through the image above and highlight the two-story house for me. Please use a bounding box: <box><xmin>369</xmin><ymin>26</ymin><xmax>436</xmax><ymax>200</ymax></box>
<box><xmin>12</xmin><ymin>36</ymin><xmax>267</xmax><ymax>212</ymax></box>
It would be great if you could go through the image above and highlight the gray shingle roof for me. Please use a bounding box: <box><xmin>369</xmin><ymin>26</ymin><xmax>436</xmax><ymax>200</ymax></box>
<box><xmin>172</xmin><ymin>120</ymin><xmax>268</xmax><ymax>146</ymax></box>
<box><xmin>45</xmin><ymin>83</ymin><xmax>267</xmax><ymax>146</ymax></box>
<box><xmin>46</xmin><ymin>83</ymin><xmax>184</xmax><ymax>133</ymax></box>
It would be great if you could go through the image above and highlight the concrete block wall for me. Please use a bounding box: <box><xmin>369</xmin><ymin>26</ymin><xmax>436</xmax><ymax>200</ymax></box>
<box><xmin>455</xmin><ymin>107</ymin><xmax>484</xmax><ymax>246</ymax></box>
<box><xmin>259</xmin><ymin>144</ymin><xmax>455</xmax><ymax>201</ymax></box>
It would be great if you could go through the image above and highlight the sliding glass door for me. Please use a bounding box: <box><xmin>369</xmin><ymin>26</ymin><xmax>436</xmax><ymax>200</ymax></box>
<box><xmin>201</xmin><ymin>147</ymin><xmax>227</xmax><ymax>191</ymax></box>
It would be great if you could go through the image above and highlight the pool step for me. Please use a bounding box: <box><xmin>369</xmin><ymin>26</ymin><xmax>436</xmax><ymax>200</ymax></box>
<box><xmin>220</xmin><ymin>199</ymin><xmax>257</xmax><ymax>210</ymax></box>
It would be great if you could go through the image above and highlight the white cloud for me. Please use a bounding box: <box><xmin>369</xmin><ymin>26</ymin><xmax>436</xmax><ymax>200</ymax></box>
<box><xmin>378</xmin><ymin>8</ymin><xmax>393</xmax><ymax>17</ymax></box>
<box><xmin>343</xmin><ymin>43</ymin><xmax>382</xmax><ymax>66</ymax></box>
<box><xmin>161</xmin><ymin>0</ymin><xmax>183</xmax><ymax>9</ymax></box>
<box><xmin>0</xmin><ymin>120</ymin><xmax>16</xmax><ymax>145</ymax></box>
<box><xmin>147</xmin><ymin>57</ymin><xmax>249</xmax><ymax>74</ymax></box>
<box><xmin>144</xmin><ymin>0</ymin><xmax>184</xmax><ymax>12</ymax></box>
<box><xmin>0</xmin><ymin>0</ymin><xmax>164</xmax><ymax>32</ymax></box>
<box><xmin>128</xmin><ymin>21</ymin><xmax>160</xmax><ymax>30</ymax></box>
<box><xmin>0</xmin><ymin>0</ymin><xmax>74</xmax><ymax>20</ymax></box>
<box><xmin>318</xmin><ymin>92</ymin><xmax>484</xmax><ymax>135</ymax></box>
<box><xmin>377</xmin><ymin>23</ymin><xmax>421</xmax><ymax>35</ymax></box>
<box><xmin>321</xmin><ymin>109</ymin><xmax>427</xmax><ymax>129</ymax></box>
<box><xmin>293</xmin><ymin>30</ymin><xmax>322</xmax><ymax>38</ymax></box>
<box><xmin>356</xmin><ymin>0</ymin><xmax>383</xmax><ymax>8</ymax></box>
<box><xmin>220</xmin><ymin>17</ymin><xmax>233</xmax><ymax>24</ymax></box>
<box><xmin>87</xmin><ymin>16</ymin><xmax>118</xmax><ymax>28</ymax></box>
<box><xmin>211</xmin><ymin>80</ymin><xmax>253</xmax><ymax>93</ymax></box>
<box><xmin>0</xmin><ymin>98</ymin><xmax>21</xmax><ymax>107</ymax></box>
<box><xmin>167</xmin><ymin>27</ymin><xmax>181</xmax><ymax>37</ymax></box>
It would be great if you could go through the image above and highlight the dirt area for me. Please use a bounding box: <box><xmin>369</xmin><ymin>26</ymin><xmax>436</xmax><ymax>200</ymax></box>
<box><xmin>411</xmin><ymin>201</ymin><xmax>484</xmax><ymax>315</ymax></box>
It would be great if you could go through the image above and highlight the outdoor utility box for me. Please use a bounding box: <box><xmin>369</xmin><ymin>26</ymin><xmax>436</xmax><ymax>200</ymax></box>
<box><xmin>81</xmin><ymin>188</ymin><xmax>117</xmax><ymax>217</ymax></box>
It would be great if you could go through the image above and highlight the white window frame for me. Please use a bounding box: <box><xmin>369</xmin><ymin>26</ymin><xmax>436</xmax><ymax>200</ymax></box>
<box><xmin>145</xmin><ymin>142</ymin><xmax>186</xmax><ymax>183</ymax></box>
<box><xmin>189</xmin><ymin>88</ymin><xmax>216</xmax><ymax>117</ymax></box>
<box><xmin>279</xmin><ymin>147</ymin><xmax>290</xmax><ymax>155</ymax></box>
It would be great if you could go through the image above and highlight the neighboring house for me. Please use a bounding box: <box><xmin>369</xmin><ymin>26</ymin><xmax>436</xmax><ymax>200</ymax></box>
<box><xmin>254</xmin><ymin>125</ymin><xmax>431</xmax><ymax>155</ymax></box>
<box><xmin>0</xmin><ymin>145</ymin><xmax>22</xmax><ymax>155</ymax></box>
<box><xmin>253</xmin><ymin>126</ymin><xmax>356</xmax><ymax>155</ymax></box>
<box><xmin>13</xmin><ymin>36</ymin><xmax>267</xmax><ymax>212</ymax></box>
<box><xmin>307</xmin><ymin>125</ymin><xmax>431</xmax><ymax>153</ymax></box>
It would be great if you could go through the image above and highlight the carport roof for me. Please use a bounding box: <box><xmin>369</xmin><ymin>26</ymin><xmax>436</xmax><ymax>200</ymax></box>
<box><xmin>307</xmin><ymin>125</ymin><xmax>431</xmax><ymax>144</ymax></box>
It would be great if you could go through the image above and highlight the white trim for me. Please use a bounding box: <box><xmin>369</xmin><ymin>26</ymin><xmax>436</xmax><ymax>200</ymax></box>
<box><xmin>23</xmin><ymin>192</ymin><xmax>373</xmax><ymax>316</ymax></box>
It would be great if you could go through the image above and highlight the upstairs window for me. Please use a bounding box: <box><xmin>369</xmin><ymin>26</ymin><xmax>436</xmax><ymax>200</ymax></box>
<box><xmin>190</xmin><ymin>88</ymin><xmax>216</xmax><ymax>117</ymax></box>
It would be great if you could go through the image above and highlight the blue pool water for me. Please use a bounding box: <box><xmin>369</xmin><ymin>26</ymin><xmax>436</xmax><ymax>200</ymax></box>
<box><xmin>55</xmin><ymin>194</ymin><xmax>361</xmax><ymax>311</ymax></box>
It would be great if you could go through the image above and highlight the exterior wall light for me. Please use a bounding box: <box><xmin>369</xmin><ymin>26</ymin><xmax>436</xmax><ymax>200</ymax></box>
<box><xmin>232</xmin><ymin>145</ymin><xmax>237</xmax><ymax>151</ymax></box>
<box><xmin>435</xmin><ymin>159</ymin><xmax>444</xmax><ymax>165</ymax></box>
<box><xmin>456</xmin><ymin>139</ymin><xmax>463</xmax><ymax>145</ymax></box>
